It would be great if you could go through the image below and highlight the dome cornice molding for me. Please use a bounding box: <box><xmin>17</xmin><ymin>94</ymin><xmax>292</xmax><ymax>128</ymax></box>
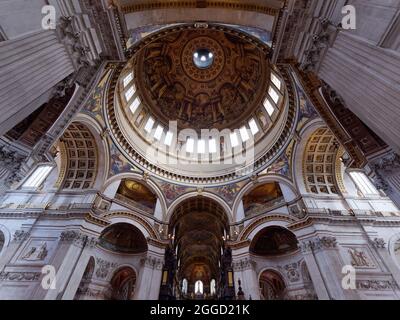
<box><xmin>116</xmin><ymin>0</ymin><xmax>281</xmax><ymax>16</ymax></box>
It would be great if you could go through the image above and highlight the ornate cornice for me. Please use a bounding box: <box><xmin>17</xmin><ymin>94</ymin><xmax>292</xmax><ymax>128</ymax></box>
<box><xmin>116</xmin><ymin>0</ymin><xmax>280</xmax><ymax>16</ymax></box>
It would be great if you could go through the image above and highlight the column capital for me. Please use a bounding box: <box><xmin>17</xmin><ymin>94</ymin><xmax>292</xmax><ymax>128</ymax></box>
<box><xmin>232</xmin><ymin>257</ymin><xmax>254</xmax><ymax>272</ymax></box>
<box><xmin>142</xmin><ymin>254</ymin><xmax>164</xmax><ymax>270</ymax></box>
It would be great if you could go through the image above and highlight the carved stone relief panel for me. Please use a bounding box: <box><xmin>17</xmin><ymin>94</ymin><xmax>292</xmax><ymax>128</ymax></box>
<box><xmin>341</xmin><ymin>245</ymin><xmax>378</xmax><ymax>270</ymax></box>
<box><xmin>13</xmin><ymin>238</ymin><xmax>57</xmax><ymax>265</ymax></box>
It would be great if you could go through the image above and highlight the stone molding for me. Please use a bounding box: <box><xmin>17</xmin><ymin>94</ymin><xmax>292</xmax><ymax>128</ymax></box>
<box><xmin>300</xmin><ymin>236</ymin><xmax>337</xmax><ymax>253</ymax></box>
<box><xmin>0</xmin><ymin>271</ymin><xmax>41</xmax><ymax>282</ymax></box>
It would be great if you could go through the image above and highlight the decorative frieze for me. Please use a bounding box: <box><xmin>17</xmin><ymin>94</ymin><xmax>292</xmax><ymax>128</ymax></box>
<box><xmin>0</xmin><ymin>271</ymin><xmax>41</xmax><ymax>282</ymax></box>
<box><xmin>59</xmin><ymin>231</ymin><xmax>98</xmax><ymax>248</ymax></box>
<box><xmin>300</xmin><ymin>236</ymin><xmax>337</xmax><ymax>253</ymax></box>
<box><xmin>356</xmin><ymin>280</ymin><xmax>397</xmax><ymax>291</ymax></box>
<box><xmin>75</xmin><ymin>286</ymin><xmax>105</xmax><ymax>299</ymax></box>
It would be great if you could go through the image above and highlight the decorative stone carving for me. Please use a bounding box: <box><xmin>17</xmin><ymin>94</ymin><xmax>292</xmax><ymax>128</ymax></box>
<box><xmin>0</xmin><ymin>146</ymin><xmax>26</xmax><ymax>186</ymax></box>
<box><xmin>13</xmin><ymin>230</ymin><xmax>30</xmax><ymax>242</ymax></box>
<box><xmin>371</xmin><ymin>152</ymin><xmax>400</xmax><ymax>194</ymax></box>
<box><xmin>232</xmin><ymin>257</ymin><xmax>254</xmax><ymax>272</ymax></box>
<box><xmin>143</xmin><ymin>255</ymin><xmax>164</xmax><ymax>270</ymax></box>
<box><xmin>95</xmin><ymin>258</ymin><xmax>117</xmax><ymax>279</ymax></box>
<box><xmin>372</xmin><ymin>152</ymin><xmax>400</xmax><ymax>171</ymax></box>
<box><xmin>348</xmin><ymin>248</ymin><xmax>373</xmax><ymax>268</ymax></box>
<box><xmin>59</xmin><ymin>231</ymin><xmax>98</xmax><ymax>248</ymax></box>
<box><xmin>356</xmin><ymin>280</ymin><xmax>397</xmax><ymax>291</ymax></box>
<box><xmin>300</xmin><ymin>236</ymin><xmax>337</xmax><ymax>253</ymax></box>
<box><xmin>75</xmin><ymin>286</ymin><xmax>105</xmax><ymax>299</ymax></box>
<box><xmin>300</xmin><ymin>19</ymin><xmax>337</xmax><ymax>72</ymax></box>
<box><xmin>22</xmin><ymin>241</ymin><xmax>48</xmax><ymax>261</ymax></box>
<box><xmin>372</xmin><ymin>238</ymin><xmax>386</xmax><ymax>249</ymax></box>
<box><xmin>59</xmin><ymin>230</ymin><xmax>79</xmax><ymax>242</ymax></box>
<box><xmin>0</xmin><ymin>271</ymin><xmax>41</xmax><ymax>281</ymax></box>
<box><xmin>287</xmin><ymin>292</ymin><xmax>318</xmax><ymax>300</ymax></box>
<box><xmin>57</xmin><ymin>16</ymin><xmax>91</xmax><ymax>69</ymax></box>
<box><xmin>279</xmin><ymin>262</ymin><xmax>301</xmax><ymax>282</ymax></box>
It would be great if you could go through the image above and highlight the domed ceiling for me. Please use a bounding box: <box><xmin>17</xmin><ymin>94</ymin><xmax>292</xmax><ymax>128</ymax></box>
<box><xmin>106</xmin><ymin>23</ymin><xmax>297</xmax><ymax>186</ymax></box>
<box><xmin>134</xmin><ymin>28</ymin><xmax>270</xmax><ymax>130</ymax></box>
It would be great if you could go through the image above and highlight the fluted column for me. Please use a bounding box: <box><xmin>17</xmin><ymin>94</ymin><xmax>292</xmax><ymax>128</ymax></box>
<box><xmin>0</xmin><ymin>29</ymin><xmax>74</xmax><ymax>136</ymax></box>
<box><xmin>319</xmin><ymin>31</ymin><xmax>400</xmax><ymax>153</ymax></box>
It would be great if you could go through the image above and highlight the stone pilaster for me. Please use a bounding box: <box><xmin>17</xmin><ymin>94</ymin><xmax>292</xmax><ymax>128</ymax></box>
<box><xmin>232</xmin><ymin>256</ymin><xmax>260</xmax><ymax>300</ymax></box>
<box><xmin>134</xmin><ymin>254</ymin><xmax>164</xmax><ymax>300</ymax></box>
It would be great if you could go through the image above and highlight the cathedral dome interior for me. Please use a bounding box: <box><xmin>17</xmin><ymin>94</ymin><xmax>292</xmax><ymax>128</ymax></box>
<box><xmin>111</xmin><ymin>24</ymin><xmax>292</xmax><ymax>185</ymax></box>
<box><xmin>0</xmin><ymin>0</ymin><xmax>400</xmax><ymax>304</ymax></box>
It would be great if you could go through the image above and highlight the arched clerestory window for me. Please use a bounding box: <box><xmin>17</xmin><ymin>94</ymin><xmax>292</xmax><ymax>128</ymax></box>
<box><xmin>195</xmin><ymin>280</ymin><xmax>204</xmax><ymax>295</ymax></box>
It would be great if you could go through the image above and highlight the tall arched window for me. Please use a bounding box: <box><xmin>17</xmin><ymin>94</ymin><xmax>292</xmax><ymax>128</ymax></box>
<box><xmin>195</xmin><ymin>280</ymin><xmax>203</xmax><ymax>294</ymax></box>
<box><xmin>182</xmin><ymin>278</ymin><xmax>188</xmax><ymax>295</ymax></box>
<box><xmin>210</xmin><ymin>279</ymin><xmax>216</xmax><ymax>295</ymax></box>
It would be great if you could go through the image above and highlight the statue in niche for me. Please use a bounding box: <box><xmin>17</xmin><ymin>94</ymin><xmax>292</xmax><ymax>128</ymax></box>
<box><xmin>22</xmin><ymin>241</ymin><xmax>48</xmax><ymax>261</ymax></box>
<box><xmin>349</xmin><ymin>248</ymin><xmax>371</xmax><ymax>267</ymax></box>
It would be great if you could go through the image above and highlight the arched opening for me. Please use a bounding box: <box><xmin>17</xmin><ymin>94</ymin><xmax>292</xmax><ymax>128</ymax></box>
<box><xmin>210</xmin><ymin>279</ymin><xmax>216</xmax><ymax>296</ymax></box>
<box><xmin>169</xmin><ymin>196</ymin><xmax>229</xmax><ymax>300</ymax></box>
<box><xmin>303</xmin><ymin>127</ymin><xmax>341</xmax><ymax>195</ymax></box>
<box><xmin>56</xmin><ymin>122</ymin><xmax>98</xmax><ymax>189</ymax></box>
<box><xmin>99</xmin><ymin>223</ymin><xmax>148</xmax><ymax>254</ymax></box>
<box><xmin>250</xmin><ymin>226</ymin><xmax>298</xmax><ymax>256</ymax></box>
<box><xmin>242</xmin><ymin>182</ymin><xmax>285</xmax><ymax>217</ymax></box>
<box><xmin>259</xmin><ymin>270</ymin><xmax>286</xmax><ymax>300</ymax></box>
<box><xmin>115</xmin><ymin>179</ymin><xmax>157</xmax><ymax>214</ymax></box>
<box><xmin>74</xmin><ymin>256</ymin><xmax>95</xmax><ymax>300</ymax></box>
<box><xmin>109</xmin><ymin>267</ymin><xmax>137</xmax><ymax>300</ymax></box>
<box><xmin>181</xmin><ymin>278</ymin><xmax>188</xmax><ymax>295</ymax></box>
<box><xmin>0</xmin><ymin>231</ymin><xmax>4</xmax><ymax>255</ymax></box>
